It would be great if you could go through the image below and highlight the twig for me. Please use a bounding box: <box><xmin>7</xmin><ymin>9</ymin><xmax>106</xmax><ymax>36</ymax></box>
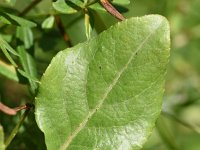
<box><xmin>5</xmin><ymin>108</ymin><xmax>31</xmax><ymax>148</ymax></box>
<box><xmin>100</xmin><ymin>0</ymin><xmax>125</xmax><ymax>21</ymax></box>
<box><xmin>0</xmin><ymin>103</ymin><xmax>33</xmax><ymax>116</ymax></box>
<box><xmin>19</xmin><ymin>0</ymin><xmax>42</xmax><ymax>16</ymax></box>
<box><xmin>55</xmin><ymin>16</ymin><xmax>72</xmax><ymax>47</ymax></box>
<box><xmin>0</xmin><ymin>102</ymin><xmax>16</xmax><ymax>115</ymax></box>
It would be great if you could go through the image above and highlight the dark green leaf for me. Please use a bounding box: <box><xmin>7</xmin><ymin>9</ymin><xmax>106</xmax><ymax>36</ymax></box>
<box><xmin>17</xmin><ymin>46</ymin><xmax>38</xmax><ymax>94</ymax></box>
<box><xmin>35</xmin><ymin>15</ymin><xmax>170</xmax><ymax>149</ymax></box>
<box><xmin>53</xmin><ymin>0</ymin><xmax>84</xmax><ymax>14</ymax></box>
<box><xmin>0</xmin><ymin>36</ymin><xmax>18</xmax><ymax>67</ymax></box>
<box><xmin>0</xmin><ymin>36</ymin><xmax>18</xmax><ymax>56</ymax></box>
<box><xmin>0</xmin><ymin>11</ymin><xmax>36</xmax><ymax>27</ymax></box>
<box><xmin>16</xmin><ymin>27</ymin><xmax>34</xmax><ymax>49</ymax></box>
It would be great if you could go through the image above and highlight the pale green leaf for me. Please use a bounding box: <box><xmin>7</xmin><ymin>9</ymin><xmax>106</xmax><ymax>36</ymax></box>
<box><xmin>0</xmin><ymin>60</ymin><xmax>18</xmax><ymax>82</ymax></box>
<box><xmin>5</xmin><ymin>0</ymin><xmax>16</xmax><ymax>6</ymax></box>
<box><xmin>0</xmin><ymin>125</ymin><xmax>5</xmax><ymax>150</ymax></box>
<box><xmin>17</xmin><ymin>46</ymin><xmax>38</xmax><ymax>94</ymax></box>
<box><xmin>16</xmin><ymin>27</ymin><xmax>34</xmax><ymax>49</ymax></box>
<box><xmin>35</xmin><ymin>15</ymin><xmax>170</xmax><ymax>150</ymax></box>
<box><xmin>42</xmin><ymin>15</ymin><xmax>55</xmax><ymax>29</ymax></box>
<box><xmin>84</xmin><ymin>9</ymin><xmax>93</xmax><ymax>39</ymax></box>
<box><xmin>53</xmin><ymin>0</ymin><xmax>84</xmax><ymax>14</ymax></box>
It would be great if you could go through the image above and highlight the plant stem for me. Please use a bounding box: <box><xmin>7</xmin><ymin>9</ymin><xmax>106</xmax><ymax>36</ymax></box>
<box><xmin>100</xmin><ymin>0</ymin><xmax>125</xmax><ymax>21</ymax></box>
<box><xmin>5</xmin><ymin>109</ymin><xmax>31</xmax><ymax>148</ymax></box>
<box><xmin>55</xmin><ymin>16</ymin><xmax>72</xmax><ymax>47</ymax></box>
<box><xmin>0</xmin><ymin>102</ymin><xmax>16</xmax><ymax>115</ymax></box>
<box><xmin>19</xmin><ymin>0</ymin><xmax>42</xmax><ymax>16</ymax></box>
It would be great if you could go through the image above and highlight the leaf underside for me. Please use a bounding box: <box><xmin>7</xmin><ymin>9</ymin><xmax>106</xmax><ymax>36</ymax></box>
<box><xmin>35</xmin><ymin>15</ymin><xmax>170</xmax><ymax>150</ymax></box>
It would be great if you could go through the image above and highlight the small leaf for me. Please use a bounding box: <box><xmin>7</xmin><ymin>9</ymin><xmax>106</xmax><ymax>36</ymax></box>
<box><xmin>53</xmin><ymin>0</ymin><xmax>84</xmax><ymax>14</ymax></box>
<box><xmin>0</xmin><ymin>36</ymin><xmax>18</xmax><ymax>56</ymax></box>
<box><xmin>5</xmin><ymin>0</ymin><xmax>16</xmax><ymax>6</ymax></box>
<box><xmin>0</xmin><ymin>59</ymin><xmax>18</xmax><ymax>82</ymax></box>
<box><xmin>89</xmin><ymin>3</ymin><xmax>106</xmax><ymax>12</ymax></box>
<box><xmin>0</xmin><ymin>125</ymin><xmax>5</xmax><ymax>150</ymax></box>
<box><xmin>17</xmin><ymin>46</ymin><xmax>38</xmax><ymax>94</ymax></box>
<box><xmin>35</xmin><ymin>15</ymin><xmax>170</xmax><ymax>149</ymax></box>
<box><xmin>0</xmin><ymin>11</ymin><xmax>36</xmax><ymax>27</ymax></box>
<box><xmin>16</xmin><ymin>27</ymin><xmax>34</xmax><ymax>49</ymax></box>
<box><xmin>112</xmin><ymin>0</ymin><xmax>130</xmax><ymax>5</ymax></box>
<box><xmin>42</xmin><ymin>15</ymin><xmax>55</xmax><ymax>29</ymax></box>
<box><xmin>0</xmin><ymin>36</ymin><xmax>18</xmax><ymax>67</ymax></box>
<box><xmin>84</xmin><ymin>9</ymin><xmax>93</xmax><ymax>39</ymax></box>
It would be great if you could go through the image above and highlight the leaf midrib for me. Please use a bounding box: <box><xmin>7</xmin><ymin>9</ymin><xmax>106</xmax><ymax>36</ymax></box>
<box><xmin>60</xmin><ymin>20</ymin><xmax>164</xmax><ymax>150</ymax></box>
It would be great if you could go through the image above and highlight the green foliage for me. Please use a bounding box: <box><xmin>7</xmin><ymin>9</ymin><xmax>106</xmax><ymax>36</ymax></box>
<box><xmin>41</xmin><ymin>16</ymin><xmax>55</xmax><ymax>29</ymax></box>
<box><xmin>35</xmin><ymin>15</ymin><xmax>170</xmax><ymax>149</ymax></box>
<box><xmin>0</xmin><ymin>11</ymin><xmax>36</xmax><ymax>27</ymax></box>
<box><xmin>0</xmin><ymin>0</ymin><xmax>199</xmax><ymax>149</ymax></box>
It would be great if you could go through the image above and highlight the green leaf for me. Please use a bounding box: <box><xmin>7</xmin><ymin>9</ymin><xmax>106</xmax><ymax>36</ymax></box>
<box><xmin>84</xmin><ymin>9</ymin><xmax>93</xmax><ymax>39</ymax></box>
<box><xmin>0</xmin><ymin>59</ymin><xmax>18</xmax><ymax>82</ymax></box>
<box><xmin>35</xmin><ymin>15</ymin><xmax>170</xmax><ymax>149</ymax></box>
<box><xmin>16</xmin><ymin>27</ymin><xmax>34</xmax><ymax>49</ymax></box>
<box><xmin>0</xmin><ymin>36</ymin><xmax>18</xmax><ymax>56</ymax></box>
<box><xmin>17</xmin><ymin>46</ymin><xmax>38</xmax><ymax>94</ymax></box>
<box><xmin>89</xmin><ymin>0</ymin><xmax>130</xmax><ymax>12</ymax></box>
<box><xmin>0</xmin><ymin>125</ymin><xmax>5</xmax><ymax>150</ymax></box>
<box><xmin>0</xmin><ymin>11</ymin><xmax>36</xmax><ymax>27</ymax></box>
<box><xmin>4</xmin><ymin>0</ymin><xmax>16</xmax><ymax>6</ymax></box>
<box><xmin>89</xmin><ymin>3</ymin><xmax>106</xmax><ymax>12</ymax></box>
<box><xmin>0</xmin><ymin>35</ymin><xmax>18</xmax><ymax>67</ymax></box>
<box><xmin>53</xmin><ymin>0</ymin><xmax>84</xmax><ymax>14</ymax></box>
<box><xmin>42</xmin><ymin>15</ymin><xmax>55</xmax><ymax>29</ymax></box>
<box><xmin>112</xmin><ymin>0</ymin><xmax>130</xmax><ymax>5</ymax></box>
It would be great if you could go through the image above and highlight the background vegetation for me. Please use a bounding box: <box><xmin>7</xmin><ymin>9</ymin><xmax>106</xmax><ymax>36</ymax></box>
<box><xmin>0</xmin><ymin>0</ymin><xmax>200</xmax><ymax>149</ymax></box>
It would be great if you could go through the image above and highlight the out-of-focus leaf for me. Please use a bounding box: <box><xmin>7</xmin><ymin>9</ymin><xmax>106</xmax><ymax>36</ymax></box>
<box><xmin>156</xmin><ymin>115</ymin><xmax>180</xmax><ymax>150</ymax></box>
<box><xmin>16</xmin><ymin>27</ymin><xmax>34</xmax><ymax>49</ymax></box>
<box><xmin>0</xmin><ymin>60</ymin><xmax>18</xmax><ymax>82</ymax></box>
<box><xmin>0</xmin><ymin>36</ymin><xmax>18</xmax><ymax>67</ymax></box>
<box><xmin>0</xmin><ymin>36</ymin><xmax>18</xmax><ymax>56</ymax></box>
<box><xmin>0</xmin><ymin>11</ymin><xmax>36</xmax><ymax>27</ymax></box>
<box><xmin>5</xmin><ymin>0</ymin><xmax>16</xmax><ymax>6</ymax></box>
<box><xmin>84</xmin><ymin>9</ymin><xmax>93</xmax><ymax>39</ymax></box>
<box><xmin>112</xmin><ymin>0</ymin><xmax>130</xmax><ymax>5</ymax></box>
<box><xmin>35</xmin><ymin>15</ymin><xmax>170</xmax><ymax>149</ymax></box>
<box><xmin>0</xmin><ymin>125</ymin><xmax>5</xmax><ymax>150</ymax></box>
<box><xmin>17</xmin><ymin>46</ymin><xmax>38</xmax><ymax>94</ymax></box>
<box><xmin>41</xmin><ymin>15</ymin><xmax>55</xmax><ymax>29</ymax></box>
<box><xmin>53</xmin><ymin>0</ymin><xmax>84</xmax><ymax>14</ymax></box>
<box><xmin>89</xmin><ymin>2</ymin><xmax>106</xmax><ymax>12</ymax></box>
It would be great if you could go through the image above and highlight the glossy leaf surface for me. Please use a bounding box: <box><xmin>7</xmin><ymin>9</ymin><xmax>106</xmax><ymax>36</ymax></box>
<box><xmin>35</xmin><ymin>15</ymin><xmax>170</xmax><ymax>150</ymax></box>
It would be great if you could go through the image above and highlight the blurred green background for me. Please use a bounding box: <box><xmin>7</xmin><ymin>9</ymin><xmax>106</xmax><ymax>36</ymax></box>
<box><xmin>0</xmin><ymin>0</ymin><xmax>200</xmax><ymax>149</ymax></box>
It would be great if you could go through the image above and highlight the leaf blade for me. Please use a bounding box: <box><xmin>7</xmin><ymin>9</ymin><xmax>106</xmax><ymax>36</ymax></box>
<box><xmin>35</xmin><ymin>15</ymin><xmax>170</xmax><ymax>150</ymax></box>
